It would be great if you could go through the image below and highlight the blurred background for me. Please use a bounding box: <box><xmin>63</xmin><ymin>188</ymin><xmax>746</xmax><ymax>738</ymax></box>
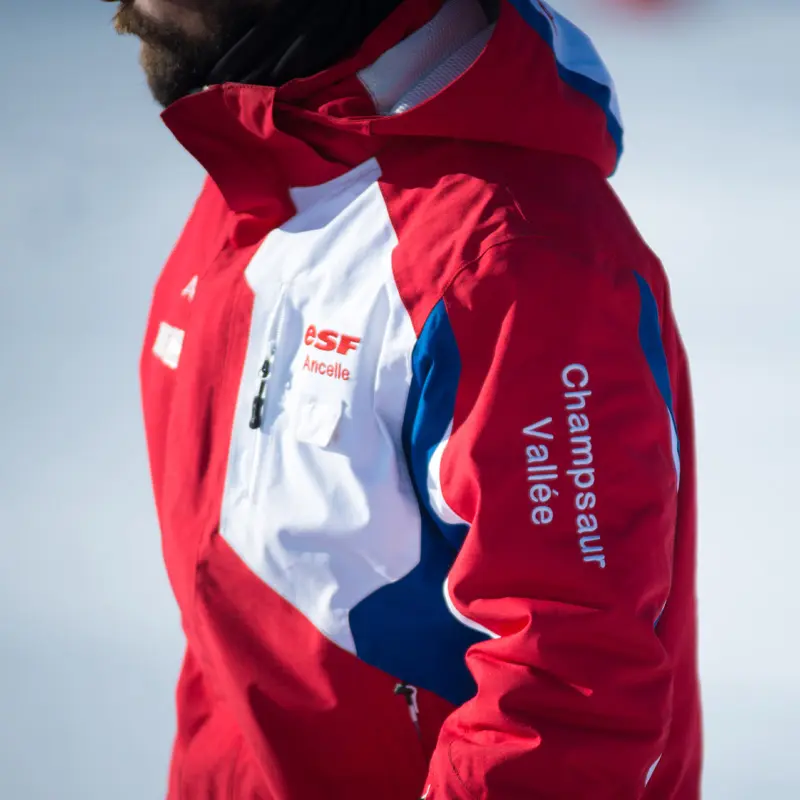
<box><xmin>0</xmin><ymin>0</ymin><xmax>797</xmax><ymax>797</ymax></box>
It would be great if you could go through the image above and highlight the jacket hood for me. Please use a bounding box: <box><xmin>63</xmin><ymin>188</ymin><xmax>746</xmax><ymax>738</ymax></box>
<box><xmin>163</xmin><ymin>0</ymin><xmax>623</xmax><ymax>220</ymax></box>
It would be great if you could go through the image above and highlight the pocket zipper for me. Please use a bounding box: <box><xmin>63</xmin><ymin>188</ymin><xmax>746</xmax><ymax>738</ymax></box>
<box><xmin>246</xmin><ymin>288</ymin><xmax>287</xmax><ymax>498</ymax></box>
<box><xmin>249</xmin><ymin>350</ymin><xmax>274</xmax><ymax>430</ymax></box>
<box><xmin>394</xmin><ymin>682</ymin><xmax>421</xmax><ymax>740</ymax></box>
<box><xmin>248</xmin><ymin>286</ymin><xmax>287</xmax><ymax>434</ymax></box>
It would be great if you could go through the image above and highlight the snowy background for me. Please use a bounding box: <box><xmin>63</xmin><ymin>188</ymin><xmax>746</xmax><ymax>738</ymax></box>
<box><xmin>0</xmin><ymin>0</ymin><xmax>797</xmax><ymax>797</ymax></box>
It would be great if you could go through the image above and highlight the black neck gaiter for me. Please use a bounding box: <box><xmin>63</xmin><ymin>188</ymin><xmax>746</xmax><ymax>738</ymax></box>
<box><xmin>205</xmin><ymin>0</ymin><xmax>406</xmax><ymax>89</ymax></box>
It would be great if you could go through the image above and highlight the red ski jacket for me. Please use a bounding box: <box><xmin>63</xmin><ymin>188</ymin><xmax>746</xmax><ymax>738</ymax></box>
<box><xmin>140</xmin><ymin>0</ymin><xmax>702</xmax><ymax>797</ymax></box>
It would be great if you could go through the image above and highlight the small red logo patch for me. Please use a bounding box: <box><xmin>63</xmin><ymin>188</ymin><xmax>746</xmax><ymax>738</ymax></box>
<box><xmin>304</xmin><ymin>325</ymin><xmax>361</xmax><ymax>356</ymax></box>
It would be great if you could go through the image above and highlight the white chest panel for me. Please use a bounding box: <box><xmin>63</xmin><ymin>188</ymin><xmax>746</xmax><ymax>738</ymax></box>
<box><xmin>220</xmin><ymin>160</ymin><xmax>421</xmax><ymax>654</ymax></box>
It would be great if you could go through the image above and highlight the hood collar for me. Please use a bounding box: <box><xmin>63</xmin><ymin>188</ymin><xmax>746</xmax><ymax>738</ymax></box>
<box><xmin>162</xmin><ymin>0</ymin><xmax>445</xmax><ymax>222</ymax></box>
<box><xmin>162</xmin><ymin>0</ymin><xmax>623</xmax><ymax>222</ymax></box>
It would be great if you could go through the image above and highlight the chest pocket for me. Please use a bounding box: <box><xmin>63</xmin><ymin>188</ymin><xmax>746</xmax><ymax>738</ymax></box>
<box><xmin>292</xmin><ymin>398</ymin><xmax>344</xmax><ymax>449</ymax></box>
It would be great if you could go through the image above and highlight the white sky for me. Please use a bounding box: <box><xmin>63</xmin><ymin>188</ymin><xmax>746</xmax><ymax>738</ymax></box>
<box><xmin>0</xmin><ymin>1</ymin><xmax>797</xmax><ymax>797</ymax></box>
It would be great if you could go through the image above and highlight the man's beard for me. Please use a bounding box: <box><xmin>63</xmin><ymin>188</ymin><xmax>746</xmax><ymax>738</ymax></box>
<box><xmin>114</xmin><ymin>1</ymin><xmax>263</xmax><ymax>107</ymax></box>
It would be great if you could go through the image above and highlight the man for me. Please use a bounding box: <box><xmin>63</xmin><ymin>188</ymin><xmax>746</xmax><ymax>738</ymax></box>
<box><xmin>108</xmin><ymin>0</ymin><xmax>702</xmax><ymax>797</ymax></box>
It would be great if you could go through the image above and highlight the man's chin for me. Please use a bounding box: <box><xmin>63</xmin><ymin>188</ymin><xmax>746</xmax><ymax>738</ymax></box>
<box><xmin>138</xmin><ymin>44</ymin><xmax>201</xmax><ymax>108</ymax></box>
<box><xmin>111</xmin><ymin>0</ymin><xmax>260</xmax><ymax>108</ymax></box>
<box><xmin>115</xmin><ymin>2</ymin><xmax>179</xmax><ymax>48</ymax></box>
<box><xmin>113</xmin><ymin>2</ymin><xmax>208</xmax><ymax>107</ymax></box>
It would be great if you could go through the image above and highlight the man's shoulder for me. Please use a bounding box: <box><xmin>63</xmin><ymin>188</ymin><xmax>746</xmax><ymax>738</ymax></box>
<box><xmin>380</xmin><ymin>142</ymin><xmax>662</xmax><ymax>310</ymax></box>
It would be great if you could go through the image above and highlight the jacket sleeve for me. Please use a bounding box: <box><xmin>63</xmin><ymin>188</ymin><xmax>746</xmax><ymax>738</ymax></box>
<box><xmin>422</xmin><ymin>238</ymin><xmax>680</xmax><ymax>799</ymax></box>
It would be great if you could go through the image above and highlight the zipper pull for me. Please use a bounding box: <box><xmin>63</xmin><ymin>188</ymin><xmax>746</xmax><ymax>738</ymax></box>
<box><xmin>249</xmin><ymin>354</ymin><xmax>272</xmax><ymax>430</ymax></box>
<box><xmin>394</xmin><ymin>682</ymin><xmax>421</xmax><ymax>739</ymax></box>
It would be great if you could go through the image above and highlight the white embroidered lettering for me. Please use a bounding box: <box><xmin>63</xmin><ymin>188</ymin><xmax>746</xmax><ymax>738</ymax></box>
<box><xmin>524</xmin><ymin>418</ymin><xmax>558</xmax><ymax>525</ymax></box>
<box><xmin>562</xmin><ymin>365</ymin><xmax>605</xmax><ymax>568</ymax></box>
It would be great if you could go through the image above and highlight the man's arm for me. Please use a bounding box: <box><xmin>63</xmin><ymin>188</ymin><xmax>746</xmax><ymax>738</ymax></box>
<box><xmin>422</xmin><ymin>238</ymin><xmax>680</xmax><ymax>799</ymax></box>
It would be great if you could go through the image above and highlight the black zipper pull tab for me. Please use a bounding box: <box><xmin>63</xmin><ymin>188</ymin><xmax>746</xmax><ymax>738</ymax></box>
<box><xmin>394</xmin><ymin>682</ymin><xmax>421</xmax><ymax>739</ymax></box>
<box><xmin>249</xmin><ymin>355</ymin><xmax>272</xmax><ymax>430</ymax></box>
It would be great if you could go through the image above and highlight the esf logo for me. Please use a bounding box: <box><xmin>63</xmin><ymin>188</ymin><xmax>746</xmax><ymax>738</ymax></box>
<box><xmin>304</xmin><ymin>325</ymin><xmax>361</xmax><ymax>356</ymax></box>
